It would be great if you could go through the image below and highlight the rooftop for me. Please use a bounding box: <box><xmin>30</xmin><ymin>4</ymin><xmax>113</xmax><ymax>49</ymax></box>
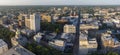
<box><xmin>0</xmin><ymin>39</ymin><xmax>7</xmax><ymax>47</ymax></box>
<box><xmin>2</xmin><ymin>45</ymin><xmax>35</xmax><ymax>55</ymax></box>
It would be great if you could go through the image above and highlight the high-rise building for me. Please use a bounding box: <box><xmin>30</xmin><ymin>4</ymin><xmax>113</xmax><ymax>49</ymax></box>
<box><xmin>25</xmin><ymin>15</ymin><xmax>30</xmax><ymax>29</ymax></box>
<box><xmin>18</xmin><ymin>14</ymin><xmax>25</xmax><ymax>27</ymax></box>
<box><xmin>30</xmin><ymin>13</ymin><xmax>40</xmax><ymax>32</ymax></box>
<box><xmin>25</xmin><ymin>13</ymin><xmax>41</xmax><ymax>32</ymax></box>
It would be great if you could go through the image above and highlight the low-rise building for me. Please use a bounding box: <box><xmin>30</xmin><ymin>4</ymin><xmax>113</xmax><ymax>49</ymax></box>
<box><xmin>64</xmin><ymin>24</ymin><xmax>76</xmax><ymax>33</ymax></box>
<box><xmin>45</xmin><ymin>33</ymin><xmax>57</xmax><ymax>40</ymax></box>
<box><xmin>2</xmin><ymin>45</ymin><xmax>35</xmax><ymax>55</ymax></box>
<box><xmin>101</xmin><ymin>33</ymin><xmax>114</xmax><ymax>47</ymax></box>
<box><xmin>80</xmin><ymin>24</ymin><xmax>99</xmax><ymax>30</ymax></box>
<box><xmin>33</xmin><ymin>33</ymin><xmax>43</xmax><ymax>43</ymax></box>
<box><xmin>11</xmin><ymin>29</ymin><xmax>28</xmax><ymax>46</ymax></box>
<box><xmin>81</xmin><ymin>13</ymin><xmax>90</xmax><ymax>18</ymax></box>
<box><xmin>79</xmin><ymin>32</ymin><xmax>89</xmax><ymax>55</ymax></box>
<box><xmin>88</xmin><ymin>38</ymin><xmax>98</xmax><ymax>53</ymax></box>
<box><xmin>49</xmin><ymin>40</ymin><xmax>65</xmax><ymax>51</ymax></box>
<box><xmin>61</xmin><ymin>33</ymin><xmax>74</xmax><ymax>47</ymax></box>
<box><xmin>41</xmin><ymin>14</ymin><xmax>51</xmax><ymax>22</ymax></box>
<box><xmin>0</xmin><ymin>39</ymin><xmax>8</xmax><ymax>55</ymax></box>
<box><xmin>21</xmin><ymin>28</ymin><xmax>34</xmax><ymax>36</ymax></box>
<box><xmin>79</xmin><ymin>31</ymin><xmax>98</xmax><ymax>55</ymax></box>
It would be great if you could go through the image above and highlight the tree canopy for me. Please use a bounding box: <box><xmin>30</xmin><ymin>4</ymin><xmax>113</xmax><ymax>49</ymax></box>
<box><xmin>25</xmin><ymin>43</ymin><xmax>63</xmax><ymax>55</ymax></box>
<box><xmin>0</xmin><ymin>25</ymin><xmax>15</xmax><ymax>48</ymax></box>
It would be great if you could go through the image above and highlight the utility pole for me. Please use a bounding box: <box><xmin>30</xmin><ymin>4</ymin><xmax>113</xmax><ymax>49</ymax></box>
<box><xmin>73</xmin><ymin>10</ymin><xmax>81</xmax><ymax>55</ymax></box>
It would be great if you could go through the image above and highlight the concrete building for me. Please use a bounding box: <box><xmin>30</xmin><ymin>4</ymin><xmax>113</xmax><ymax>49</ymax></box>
<box><xmin>0</xmin><ymin>39</ymin><xmax>8</xmax><ymax>55</ymax></box>
<box><xmin>88</xmin><ymin>38</ymin><xmax>98</xmax><ymax>53</ymax></box>
<box><xmin>45</xmin><ymin>33</ymin><xmax>57</xmax><ymax>40</ymax></box>
<box><xmin>81</xmin><ymin>13</ymin><xmax>90</xmax><ymax>18</ymax></box>
<box><xmin>25</xmin><ymin>15</ymin><xmax>31</xmax><ymax>29</ymax></box>
<box><xmin>101</xmin><ymin>33</ymin><xmax>114</xmax><ymax>47</ymax></box>
<box><xmin>80</xmin><ymin>24</ymin><xmax>99</xmax><ymax>30</ymax></box>
<box><xmin>30</xmin><ymin>13</ymin><xmax>40</xmax><ymax>32</ymax></box>
<box><xmin>25</xmin><ymin>13</ymin><xmax>41</xmax><ymax>32</ymax></box>
<box><xmin>41</xmin><ymin>14</ymin><xmax>51</xmax><ymax>22</ymax></box>
<box><xmin>0</xmin><ymin>16</ymin><xmax>9</xmax><ymax>25</ymax></box>
<box><xmin>61</xmin><ymin>33</ymin><xmax>74</xmax><ymax>47</ymax></box>
<box><xmin>21</xmin><ymin>29</ymin><xmax>34</xmax><ymax>36</ymax></box>
<box><xmin>64</xmin><ymin>24</ymin><xmax>76</xmax><ymax>33</ymax></box>
<box><xmin>2</xmin><ymin>45</ymin><xmax>35</xmax><ymax>55</ymax></box>
<box><xmin>18</xmin><ymin>14</ymin><xmax>25</xmax><ymax>27</ymax></box>
<box><xmin>79</xmin><ymin>31</ymin><xmax>98</xmax><ymax>55</ymax></box>
<box><xmin>79</xmin><ymin>32</ymin><xmax>89</xmax><ymax>55</ymax></box>
<box><xmin>49</xmin><ymin>40</ymin><xmax>65</xmax><ymax>51</ymax></box>
<box><xmin>33</xmin><ymin>33</ymin><xmax>43</xmax><ymax>43</ymax></box>
<box><xmin>11</xmin><ymin>29</ymin><xmax>28</xmax><ymax>46</ymax></box>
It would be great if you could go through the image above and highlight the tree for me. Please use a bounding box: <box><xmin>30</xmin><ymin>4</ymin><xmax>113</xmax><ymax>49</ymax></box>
<box><xmin>55</xmin><ymin>28</ymin><xmax>60</xmax><ymax>33</ymax></box>
<box><xmin>0</xmin><ymin>25</ymin><xmax>15</xmax><ymax>48</ymax></box>
<box><xmin>41</xmin><ymin>22</ymin><xmax>63</xmax><ymax>33</ymax></box>
<box><xmin>106</xmin><ymin>52</ymin><xmax>118</xmax><ymax>55</ymax></box>
<box><xmin>88</xmin><ymin>51</ymin><xmax>118</xmax><ymax>55</ymax></box>
<box><xmin>25</xmin><ymin>43</ymin><xmax>63</xmax><ymax>55</ymax></box>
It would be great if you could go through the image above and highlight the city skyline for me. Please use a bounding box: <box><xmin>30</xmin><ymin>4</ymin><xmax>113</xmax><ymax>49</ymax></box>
<box><xmin>0</xmin><ymin>0</ymin><xmax>120</xmax><ymax>5</ymax></box>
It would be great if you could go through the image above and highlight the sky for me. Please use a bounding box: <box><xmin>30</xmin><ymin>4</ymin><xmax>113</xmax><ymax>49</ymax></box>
<box><xmin>0</xmin><ymin>0</ymin><xmax>119</xmax><ymax>5</ymax></box>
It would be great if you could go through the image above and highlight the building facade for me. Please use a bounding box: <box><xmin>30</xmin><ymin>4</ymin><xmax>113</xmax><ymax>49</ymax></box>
<box><xmin>64</xmin><ymin>24</ymin><xmax>76</xmax><ymax>33</ymax></box>
<box><xmin>30</xmin><ymin>13</ymin><xmax>40</xmax><ymax>32</ymax></box>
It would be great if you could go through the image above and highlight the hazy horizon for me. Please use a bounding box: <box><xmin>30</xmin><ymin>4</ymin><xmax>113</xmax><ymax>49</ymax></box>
<box><xmin>0</xmin><ymin>0</ymin><xmax>119</xmax><ymax>5</ymax></box>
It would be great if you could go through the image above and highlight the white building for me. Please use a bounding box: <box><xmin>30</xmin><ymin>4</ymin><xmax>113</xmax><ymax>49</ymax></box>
<box><xmin>64</xmin><ymin>24</ymin><xmax>76</xmax><ymax>33</ymax></box>
<box><xmin>21</xmin><ymin>29</ymin><xmax>34</xmax><ymax>36</ymax></box>
<box><xmin>88</xmin><ymin>38</ymin><xmax>98</xmax><ymax>53</ymax></box>
<box><xmin>2</xmin><ymin>45</ymin><xmax>35</xmax><ymax>55</ymax></box>
<box><xmin>111</xmin><ymin>19</ymin><xmax>120</xmax><ymax>24</ymax></box>
<box><xmin>81</xmin><ymin>13</ymin><xmax>90</xmax><ymax>18</ymax></box>
<box><xmin>101</xmin><ymin>33</ymin><xmax>116</xmax><ymax>47</ymax></box>
<box><xmin>80</xmin><ymin>24</ymin><xmax>99</xmax><ymax>30</ymax></box>
<box><xmin>61</xmin><ymin>33</ymin><xmax>74</xmax><ymax>46</ymax></box>
<box><xmin>79</xmin><ymin>31</ymin><xmax>98</xmax><ymax>55</ymax></box>
<box><xmin>0</xmin><ymin>39</ymin><xmax>8</xmax><ymax>55</ymax></box>
<box><xmin>34</xmin><ymin>33</ymin><xmax>43</xmax><ymax>43</ymax></box>
<box><xmin>49</xmin><ymin>40</ymin><xmax>65</xmax><ymax>51</ymax></box>
<box><xmin>61</xmin><ymin>33</ymin><xmax>74</xmax><ymax>42</ymax></box>
<box><xmin>79</xmin><ymin>32</ymin><xmax>89</xmax><ymax>55</ymax></box>
<box><xmin>30</xmin><ymin>13</ymin><xmax>40</xmax><ymax>32</ymax></box>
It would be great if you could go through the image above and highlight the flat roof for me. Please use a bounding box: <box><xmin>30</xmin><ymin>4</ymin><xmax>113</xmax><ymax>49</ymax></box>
<box><xmin>2</xmin><ymin>45</ymin><xmax>35</xmax><ymax>55</ymax></box>
<box><xmin>0</xmin><ymin>39</ymin><xmax>7</xmax><ymax>47</ymax></box>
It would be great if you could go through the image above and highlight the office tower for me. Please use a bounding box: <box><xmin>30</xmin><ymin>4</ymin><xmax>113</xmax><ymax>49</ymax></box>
<box><xmin>25</xmin><ymin>15</ymin><xmax>31</xmax><ymax>29</ymax></box>
<box><xmin>30</xmin><ymin>13</ymin><xmax>40</xmax><ymax>32</ymax></box>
